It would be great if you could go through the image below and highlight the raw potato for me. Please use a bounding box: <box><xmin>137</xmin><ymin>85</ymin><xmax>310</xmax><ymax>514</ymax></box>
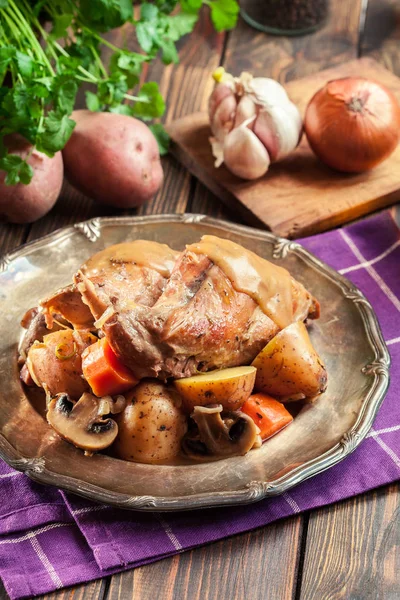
<box><xmin>62</xmin><ymin>111</ymin><xmax>163</xmax><ymax>208</ymax></box>
<box><xmin>27</xmin><ymin>329</ymin><xmax>96</xmax><ymax>399</ymax></box>
<box><xmin>174</xmin><ymin>366</ymin><xmax>257</xmax><ymax>413</ymax></box>
<box><xmin>252</xmin><ymin>322</ymin><xmax>327</xmax><ymax>400</ymax></box>
<box><xmin>113</xmin><ymin>381</ymin><xmax>187</xmax><ymax>463</ymax></box>
<box><xmin>0</xmin><ymin>135</ymin><xmax>63</xmax><ymax>223</ymax></box>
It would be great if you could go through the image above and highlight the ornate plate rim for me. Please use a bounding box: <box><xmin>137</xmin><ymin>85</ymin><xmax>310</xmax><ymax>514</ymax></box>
<box><xmin>0</xmin><ymin>213</ymin><xmax>391</xmax><ymax>511</ymax></box>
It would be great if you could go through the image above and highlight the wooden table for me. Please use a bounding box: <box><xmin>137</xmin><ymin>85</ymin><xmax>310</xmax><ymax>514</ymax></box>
<box><xmin>1</xmin><ymin>1</ymin><xmax>400</xmax><ymax>598</ymax></box>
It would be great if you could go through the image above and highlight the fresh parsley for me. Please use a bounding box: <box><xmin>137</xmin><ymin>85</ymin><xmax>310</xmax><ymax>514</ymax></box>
<box><xmin>0</xmin><ymin>0</ymin><xmax>239</xmax><ymax>185</ymax></box>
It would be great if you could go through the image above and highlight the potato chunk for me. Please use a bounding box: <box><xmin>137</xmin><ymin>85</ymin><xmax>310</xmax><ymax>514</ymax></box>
<box><xmin>252</xmin><ymin>322</ymin><xmax>327</xmax><ymax>400</ymax></box>
<box><xmin>174</xmin><ymin>366</ymin><xmax>256</xmax><ymax>413</ymax></box>
<box><xmin>113</xmin><ymin>381</ymin><xmax>187</xmax><ymax>463</ymax></box>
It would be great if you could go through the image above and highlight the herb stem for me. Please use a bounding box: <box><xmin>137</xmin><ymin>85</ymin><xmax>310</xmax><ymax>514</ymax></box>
<box><xmin>124</xmin><ymin>93</ymin><xmax>144</xmax><ymax>102</ymax></box>
<box><xmin>8</xmin><ymin>0</ymin><xmax>55</xmax><ymax>75</ymax></box>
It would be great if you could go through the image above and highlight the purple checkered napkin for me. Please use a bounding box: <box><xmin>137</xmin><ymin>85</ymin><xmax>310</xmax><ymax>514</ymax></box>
<box><xmin>0</xmin><ymin>210</ymin><xmax>399</xmax><ymax>599</ymax></box>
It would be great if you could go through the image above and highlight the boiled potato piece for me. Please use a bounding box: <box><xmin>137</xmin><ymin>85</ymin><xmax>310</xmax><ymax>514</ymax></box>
<box><xmin>27</xmin><ymin>329</ymin><xmax>96</xmax><ymax>399</ymax></box>
<box><xmin>252</xmin><ymin>322</ymin><xmax>327</xmax><ymax>400</ymax></box>
<box><xmin>113</xmin><ymin>381</ymin><xmax>187</xmax><ymax>463</ymax></box>
<box><xmin>174</xmin><ymin>366</ymin><xmax>256</xmax><ymax>413</ymax></box>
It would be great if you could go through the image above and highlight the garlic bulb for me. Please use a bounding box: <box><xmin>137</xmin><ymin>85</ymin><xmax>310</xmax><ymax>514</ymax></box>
<box><xmin>208</xmin><ymin>68</ymin><xmax>302</xmax><ymax>180</ymax></box>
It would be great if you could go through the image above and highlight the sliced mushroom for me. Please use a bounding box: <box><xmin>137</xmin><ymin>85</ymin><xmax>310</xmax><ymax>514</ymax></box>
<box><xmin>47</xmin><ymin>392</ymin><xmax>118</xmax><ymax>452</ymax></box>
<box><xmin>182</xmin><ymin>404</ymin><xmax>261</xmax><ymax>461</ymax></box>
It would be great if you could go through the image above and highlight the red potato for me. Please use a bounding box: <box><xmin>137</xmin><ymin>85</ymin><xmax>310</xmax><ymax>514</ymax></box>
<box><xmin>0</xmin><ymin>135</ymin><xmax>63</xmax><ymax>224</ymax></box>
<box><xmin>62</xmin><ymin>111</ymin><xmax>163</xmax><ymax>208</ymax></box>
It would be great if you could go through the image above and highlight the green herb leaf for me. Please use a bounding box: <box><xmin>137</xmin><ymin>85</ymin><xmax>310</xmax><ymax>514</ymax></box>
<box><xmin>149</xmin><ymin>123</ymin><xmax>170</xmax><ymax>155</ymax></box>
<box><xmin>63</xmin><ymin>41</ymin><xmax>94</xmax><ymax>71</ymax></box>
<box><xmin>37</xmin><ymin>111</ymin><xmax>75</xmax><ymax>156</ymax></box>
<box><xmin>2</xmin><ymin>85</ymin><xmax>31</xmax><ymax>119</ymax></box>
<box><xmin>209</xmin><ymin>0</ymin><xmax>239</xmax><ymax>31</ymax></box>
<box><xmin>132</xmin><ymin>82</ymin><xmax>165</xmax><ymax>120</ymax></box>
<box><xmin>180</xmin><ymin>0</ymin><xmax>203</xmax><ymax>11</ymax></box>
<box><xmin>50</xmin><ymin>14</ymin><xmax>73</xmax><ymax>40</ymax></box>
<box><xmin>97</xmin><ymin>74</ymin><xmax>128</xmax><ymax>107</ymax></box>
<box><xmin>18</xmin><ymin>159</ymin><xmax>34</xmax><ymax>184</ymax></box>
<box><xmin>109</xmin><ymin>104</ymin><xmax>132</xmax><ymax>115</ymax></box>
<box><xmin>136</xmin><ymin>21</ymin><xmax>158</xmax><ymax>54</ymax></box>
<box><xmin>80</xmin><ymin>0</ymin><xmax>133</xmax><ymax>30</ymax></box>
<box><xmin>167</xmin><ymin>13</ymin><xmax>198</xmax><ymax>40</ymax></box>
<box><xmin>0</xmin><ymin>154</ymin><xmax>34</xmax><ymax>185</ymax></box>
<box><xmin>0</xmin><ymin>46</ymin><xmax>15</xmax><ymax>79</ymax></box>
<box><xmin>31</xmin><ymin>77</ymin><xmax>52</xmax><ymax>99</ymax></box>
<box><xmin>161</xmin><ymin>39</ymin><xmax>179</xmax><ymax>64</ymax></box>
<box><xmin>109</xmin><ymin>51</ymin><xmax>146</xmax><ymax>88</ymax></box>
<box><xmin>15</xmin><ymin>52</ymin><xmax>35</xmax><ymax>79</ymax></box>
<box><xmin>85</xmin><ymin>90</ymin><xmax>101</xmax><ymax>111</ymax></box>
<box><xmin>0</xmin><ymin>0</ymin><xmax>9</xmax><ymax>8</ymax></box>
<box><xmin>155</xmin><ymin>0</ymin><xmax>179</xmax><ymax>12</ymax></box>
<box><xmin>141</xmin><ymin>3</ymin><xmax>159</xmax><ymax>20</ymax></box>
<box><xmin>54</xmin><ymin>78</ymin><xmax>78</xmax><ymax>114</ymax></box>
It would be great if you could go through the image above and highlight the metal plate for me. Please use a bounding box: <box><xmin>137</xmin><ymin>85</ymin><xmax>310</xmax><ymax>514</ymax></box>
<box><xmin>0</xmin><ymin>214</ymin><xmax>390</xmax><ymax>511</ymax></box>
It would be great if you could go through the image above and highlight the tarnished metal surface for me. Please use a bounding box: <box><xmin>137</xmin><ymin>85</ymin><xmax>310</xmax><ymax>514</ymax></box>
<box><xmin>0</xmin><ymin>214</ymin><xmax>390</xmax><ymax>510</ymax></box>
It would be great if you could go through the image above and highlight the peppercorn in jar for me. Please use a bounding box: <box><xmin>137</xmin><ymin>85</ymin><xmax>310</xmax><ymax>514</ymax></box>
<box><xmin>241</xmin><ymin>0</ymin><xmax>329</xmax><ymax>36</ymax></box>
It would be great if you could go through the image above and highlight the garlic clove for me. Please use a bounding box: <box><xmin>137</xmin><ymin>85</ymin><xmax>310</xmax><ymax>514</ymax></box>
<box><xmin>209</xmin><ymin>83</ymin><xmax>235</xmax><ymax>123</ymax></box>
<box><xmin>223</xmin><ymin>126</ymin><xmax>270</xmax><ymax>180</ymax></box>
<box><xmin>210</xmin><ymin>93</ymin><xmax>237</xmax><ymax>141</ymax></box>
<box><xmin>253</xmin><ymin>110</ymin><xmax>280</xmax><ymax>162</ymax></box>
<box><xmin>235</xmin><ymin>96</ymin><xmax>257</xmax><ymax>128</ymax></box>
<box><xmin>255</xmin><ymin>103</ymin><xmax>302</xmax><ymax>161</ymax></box>
<box><xmin>245</xmin><ymin>76</ymin><xmax>291</xmax><ymax>108</ymax></box>
<box><xmin>210</xmin><ymin>136</ymin><xmax>225</xmax><ymax>168</ymax></box>
<box><xmin>284</xmin><ymin>101</ymin><xmax>303</xmax><ymax>146</ymax></box>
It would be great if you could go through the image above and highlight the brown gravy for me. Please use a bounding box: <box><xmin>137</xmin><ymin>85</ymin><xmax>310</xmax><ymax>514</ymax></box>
<box><xmin>187</xmin><ymin>235</ymin><xmax>293</xmax><ymax>328</ymax></box>
<box><xmin>82</xmin><ymin>240</ymin><xmax>180</xmax><ymax>279</ymax></box>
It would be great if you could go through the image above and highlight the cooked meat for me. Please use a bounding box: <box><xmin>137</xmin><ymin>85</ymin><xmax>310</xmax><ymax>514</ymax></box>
<box><xmin>76</xmin><ymin>241</ymin><xmax>319</xmax><ymax>380</ymax></box>
<box><xmin>41</xmin><ymin>285</ymin><xmax>94</xmax><ymax>329</ymax></box>
<box><xmin>19</xmin><ymin>308</ymin><xmax>48</xmax><ymax>363</ymax></box>
<box><xmin>42</xmin><ymin>241</ymin><xmax>179</xmax><ymax>330</ymax></box>
<box><xmin>19</xmin><ymin>307</ymin><xmax>67</xmax><ymax>364</ymax></box>
<box><xmin>20</xmin><ymin>363</ymin><xmax>36</xmax><ymax>386</ymax></box>
<box><xmin>74</xmin><ymin>240</ymin><xmax>179</xmax><ymax>325</ymax></box>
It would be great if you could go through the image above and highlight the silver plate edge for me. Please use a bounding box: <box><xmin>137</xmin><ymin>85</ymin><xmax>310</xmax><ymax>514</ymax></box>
<box><xmin>0</xmin><ymin>213</ymin><xmax>391</xmax><ymax>511</ymax></box>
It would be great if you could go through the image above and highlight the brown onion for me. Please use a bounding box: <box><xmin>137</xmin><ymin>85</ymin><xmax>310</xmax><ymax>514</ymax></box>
<box><xmin>304</xmin><ymin>77</ymin><xmax>400</xmax><ymax>173</ymax></box>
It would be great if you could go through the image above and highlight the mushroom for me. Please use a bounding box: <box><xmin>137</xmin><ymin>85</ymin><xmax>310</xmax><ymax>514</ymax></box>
<box><xmin>182</xmin><ymin>404</ymin><xmax>261</xmax><ymax>461</ymax></box>
<box><xmin>47</xmin><ymin>392</ymin><xmax>118</xmax><ymax>453</ymax></box>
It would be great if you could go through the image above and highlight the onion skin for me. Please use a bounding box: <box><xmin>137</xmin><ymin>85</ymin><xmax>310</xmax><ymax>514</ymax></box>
<box><xmin>304</xmin><ymin>77</ymin><xmax>400</xmax><ymax>173</ymax></box>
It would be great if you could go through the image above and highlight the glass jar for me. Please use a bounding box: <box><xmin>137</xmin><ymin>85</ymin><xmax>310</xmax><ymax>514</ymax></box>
<box><xmin>240</xmin><ymin>0</ymin><xmax>329</xmax><ymax>36</ymax></box>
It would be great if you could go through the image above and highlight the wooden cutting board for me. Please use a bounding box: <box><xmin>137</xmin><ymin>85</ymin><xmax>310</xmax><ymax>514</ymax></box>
<box><xmin>166</xmin><ymin>58</ymin><xmax>400</xmax><ymax>239</ymax></box>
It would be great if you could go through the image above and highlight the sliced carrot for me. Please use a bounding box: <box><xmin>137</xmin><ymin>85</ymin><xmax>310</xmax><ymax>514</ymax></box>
<box><xmin>241</xmin><ymin>393</ymin><xmax>293</xmax><ymax>441</ymax></box>
<box><xmin>81</xmin><ymin>338</ymin><xmax>138</xmax><ymax>397</ymax></box>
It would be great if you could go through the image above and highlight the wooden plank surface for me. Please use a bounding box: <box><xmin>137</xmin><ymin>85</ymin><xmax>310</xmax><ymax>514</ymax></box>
<box><xmin>0</xmin><ymin>579</ymin><xmax>107</xmax><ymax>600</ymax></box>
<box><xmin>107</xmin><ymin>518</ymin><xmax>303</xmax><ymax>600</ymax></box>
<box><xmin>300</xmin><ymin>485</ymin><xmax>400</xmax><ymax>600</ymax></box>
<box><xmin>1</xmin><ymin>1</ymin><xmax>400</xmax><ymax>599</ymax></box>
<box><xmin>224</xmin><ymin>0</ymin><xmax>363</xmax><ymax>80</ymax></box>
